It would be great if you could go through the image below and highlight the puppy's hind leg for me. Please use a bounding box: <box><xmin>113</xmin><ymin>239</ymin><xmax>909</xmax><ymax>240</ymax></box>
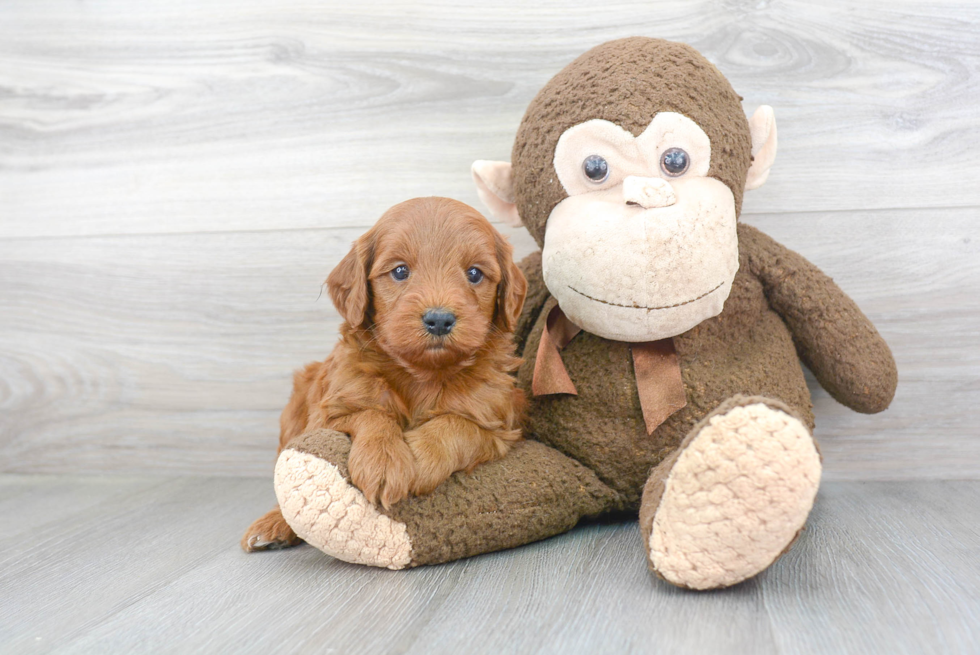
<box><xmin>241</xmin><ymin>506</ymin><xmax>303</xmax><ymax>552</ymax></box>
<box><xmin>242</xmin><ymin>361</ymin><xmax>322</xmax><ymax>552</ymax></box>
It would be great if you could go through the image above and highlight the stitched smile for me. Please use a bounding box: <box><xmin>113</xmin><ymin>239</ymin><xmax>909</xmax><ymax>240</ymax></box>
<box><xmin>568</xmin><ymin>281</ymin><xmax>725</xmax><ymax>311</ymax></box>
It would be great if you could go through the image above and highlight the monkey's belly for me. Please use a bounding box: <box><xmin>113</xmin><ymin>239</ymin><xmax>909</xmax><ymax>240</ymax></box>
<box><xmin>518</xmin><ymin>298</ymin><xmax>812</xmax><ymax>509</ymax></box>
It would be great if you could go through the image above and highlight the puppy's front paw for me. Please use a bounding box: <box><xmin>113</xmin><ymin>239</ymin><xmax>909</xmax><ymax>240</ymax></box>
<box><xmin>405</xmin><ymin>425</ymin><xmax>457</xmax><ymax>496</ymax></box>
<box><xmin>349</xmin><ymin>435</ymin><xmax>415</xmax><ymax>509</ymax></box>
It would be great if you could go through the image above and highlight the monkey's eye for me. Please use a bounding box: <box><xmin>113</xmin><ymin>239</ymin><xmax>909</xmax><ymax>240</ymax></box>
<box><xmin>582</xmin><ymin>155</ymin><xmax>609</xmax><ymax>183</ymax></box>
<box><xmin>391</xmin><ymin>265</ymin><xmax>410</xmax><ymax>281</ymax></box>
<box><xmin>466</xmin><ymin>267</ymin><xmax>484</xmax><ymax>284</ymax></box>
<box><xmin>661</xmin><ymin>148</ymin><xmax>690</xmax><ymax>177</ymax></box>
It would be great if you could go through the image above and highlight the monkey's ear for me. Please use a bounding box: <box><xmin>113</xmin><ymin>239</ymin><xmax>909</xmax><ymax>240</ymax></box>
<box><xmin>471</xmin><ymin>160</ymin><xmax>523</xmax><ymax>227</ymax></box>
<box><xmin>326</xmin><ymin>234</ymin><xmax>372</xmax><ymax>328</ymax></box>
<box><xmin>745</xmin><ymin>105</ymin><xmax>778</xmax><ymax>191</ymax></box>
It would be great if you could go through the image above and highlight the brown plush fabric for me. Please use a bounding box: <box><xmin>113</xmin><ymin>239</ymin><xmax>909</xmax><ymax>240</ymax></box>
<box><xmin>287</xmin><ymin>430</ymin><xmax>620</xmax><ymax>567</ymax></box>
<box><xmin>286</xmin><ymin>429</ymin><xmax>352</xmax><ymax>480</ymax></box>
<box><xmin>511</xmin><ymin>37</ymin><xmax>753</xmax><ymax>247</ymax></box>
<box><xmin>513</xmin><ymin>250</ymin><xmax>548</xmax><ymax>350</ymax></box>
<box><xmin>531</xmin><ymin>305</ymin><xmax>688</xmax><ymax>434</ymax></box>
<box><xmin>387</xmin><ymin>439</ymin><xmax>620</xmax><ymax>566</ymax></box>
<box><xmin>516</xmin><ymin>223</ymin><xmax>822</xmax><ymax>507</ymax></box>
<box><xmin>740</xmin><ymin>225</ymin><xmax>898</xmax><ymax>413</ymax></box>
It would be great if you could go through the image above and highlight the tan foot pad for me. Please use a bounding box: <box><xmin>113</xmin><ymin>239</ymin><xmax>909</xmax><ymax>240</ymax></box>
<box><xmin>274</xmin><ymin>448</ymin><xmax>413</xmax><ymax>570</ymax></box>
<box><xmin>649</xmin><ymin>403</ymin><xmax>821</xmax><ymax>589</ymax></box>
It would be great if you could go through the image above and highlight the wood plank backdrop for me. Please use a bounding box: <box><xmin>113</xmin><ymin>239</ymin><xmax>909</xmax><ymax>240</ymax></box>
<box><xmin>1</xmin><ymin>0</ymin><xmax>978</xmax><ymax>479</ymax></box>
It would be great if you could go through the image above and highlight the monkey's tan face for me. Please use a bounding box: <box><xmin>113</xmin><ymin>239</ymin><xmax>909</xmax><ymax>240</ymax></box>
<box><xmin>542</xmin><ymin>113</ymin><xmax>739</xmax><ymax>342</ymax></box>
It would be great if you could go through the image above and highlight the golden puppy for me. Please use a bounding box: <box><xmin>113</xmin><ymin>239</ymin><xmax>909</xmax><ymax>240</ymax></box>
<box><xmin>242</xmin><ymin>197</ymin><xmax>527</xmax><ymax>552</ymax></box>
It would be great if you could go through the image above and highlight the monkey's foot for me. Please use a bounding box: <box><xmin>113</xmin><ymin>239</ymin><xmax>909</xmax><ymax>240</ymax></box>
<box><xmin>275</xmin><ymin>430</ymin><xmax>413</xmax><ymax>570</ymax></box>
<box><xmin>640</xmin><ymin>396</ymin><xmax>821</xmax><ymax>590</ymax></box>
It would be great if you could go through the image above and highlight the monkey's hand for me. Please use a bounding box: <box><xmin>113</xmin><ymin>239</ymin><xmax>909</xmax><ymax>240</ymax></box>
<box><xmin>740</xmin><ymin>223</ymin><xmax>897</xmax><ymax>414</ymax></box>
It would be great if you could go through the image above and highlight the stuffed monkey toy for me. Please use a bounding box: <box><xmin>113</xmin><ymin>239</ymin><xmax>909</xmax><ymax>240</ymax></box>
<box><xmin>271</xmin><ymin>37</ymin><xmax>897</xmax><ymax>589</ymax></box>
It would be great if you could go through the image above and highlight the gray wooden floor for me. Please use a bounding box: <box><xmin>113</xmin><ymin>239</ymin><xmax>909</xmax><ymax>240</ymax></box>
<box><xmin>3</xmin><ymin>0</ymin><xmax>980</xmax><ymax>653</ymax></box>
<box><xmin>2</xmin><ymin>475</ymin><xmax>978</xmax><ymax>654</ymax></box>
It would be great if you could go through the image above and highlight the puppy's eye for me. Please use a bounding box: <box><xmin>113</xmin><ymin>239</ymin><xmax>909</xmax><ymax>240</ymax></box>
<box><xmin>661</xmin><ymin>148</ymin><xmax>690</xmax><ymax>177</ymax></box>
<box><xmin>391</xmin><ymin>265</ymin><xmax>409</xmax><ymax>281</ymax></box>
<box><xmin>466</xmin><ymin>267</ymin><xmax>484</xmax><ymax>284</ymax></box>
<box><xmin>582</xmin><ymin>155</ymin><xmax>609</xmax><ymax>183</ymax></box>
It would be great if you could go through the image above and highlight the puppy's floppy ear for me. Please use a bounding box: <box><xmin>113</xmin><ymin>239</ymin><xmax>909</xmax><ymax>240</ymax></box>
<box><xmin>492</xmin><ymin>231</ymin><xmax>528</xmax><ymax>333</ymax></box>
<box><xmin>327</xmin><ymin>230</ymin><xmax>374</xmax><ymax>328</ymax></box>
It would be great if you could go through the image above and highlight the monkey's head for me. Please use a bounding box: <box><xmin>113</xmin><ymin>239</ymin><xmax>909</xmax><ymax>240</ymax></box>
<box><xmin>473</xmin><ymin>37</ymin><xmax>778</xmax><ymax>342</ymax></box>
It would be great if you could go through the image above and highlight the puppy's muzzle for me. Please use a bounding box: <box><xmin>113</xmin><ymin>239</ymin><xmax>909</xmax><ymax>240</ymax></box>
<box><xmin>422</xmin><ymin>309</ymin><xmax>456</xmax><ymax>337</ymax></box>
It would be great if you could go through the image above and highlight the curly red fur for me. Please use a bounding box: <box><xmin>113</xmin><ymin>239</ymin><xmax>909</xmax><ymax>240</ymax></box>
<box><xmin>242</xmin><ymin>197</ymin><xmax>527</xmax><ymax>552</ymax></box>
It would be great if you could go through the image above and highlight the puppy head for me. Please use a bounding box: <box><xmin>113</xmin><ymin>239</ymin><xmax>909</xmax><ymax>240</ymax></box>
<box><xmin>327</xmin><ymin>197</ymin><xmax>527</xmax><ymax>371</ymax></box>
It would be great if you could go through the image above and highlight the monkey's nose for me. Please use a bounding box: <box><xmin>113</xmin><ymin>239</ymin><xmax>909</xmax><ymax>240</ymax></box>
<box><xmin>422</xmin><ymin>309</ymin><xmax>456</xmax><ymax>336</ymax></box>
<box><xmin>623</xmin><ymin>176</ymin><xmax>676</xmax><ymax>209</ymax></box>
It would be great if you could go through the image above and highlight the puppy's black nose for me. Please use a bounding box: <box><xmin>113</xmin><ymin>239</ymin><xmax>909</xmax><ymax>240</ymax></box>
<box><xmin>423</xmin><ymin>309</ymin><xmax>456</xmax><ymax>336</ymax></box>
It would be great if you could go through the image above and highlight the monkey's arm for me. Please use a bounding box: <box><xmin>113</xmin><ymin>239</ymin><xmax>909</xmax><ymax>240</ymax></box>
<box><xmin>739</xmin><ymin>223</ymin><xmax>897</xmax><ymax>414</ymax></box>
<box><xmin>513</xmin><ymin>250</ymin><xmax>550</xmax><ymax>356</ymax></box>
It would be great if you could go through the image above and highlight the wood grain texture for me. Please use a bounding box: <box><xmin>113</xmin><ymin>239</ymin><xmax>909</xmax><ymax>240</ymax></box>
<box><xmin>1</xmin><ymin>0</ymin><xmax>978</xmax><ymax>480</ymax></box>
<box><xmin>0</xmin><ymin>476</ymin><xmax>278</xmax><ymax>652</ymax></box>
<box><xmin>0</xmin><ymin>0</ymin><xmax>978</xmax><ymax>238</ymax></box>
<box><xmin>1</xmin><ymin>208</ymin><xmax>977</xmax><ymax>478</ymax></box>
<box><xmin>762</xmin><ymin>481</ymin><xmax>980</xmax><ymax>654</ymax></box>
<box><xmin>2</xmin><ymin>476</ymin><xmax>978</xmax><ymax>654</ymax></box>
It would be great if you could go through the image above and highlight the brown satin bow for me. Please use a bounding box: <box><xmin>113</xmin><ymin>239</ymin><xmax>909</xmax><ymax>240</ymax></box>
<box><xmin>532</xmin><ymin>305</ymin><xmax>687</xmax><ymax>435</ymax></box>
